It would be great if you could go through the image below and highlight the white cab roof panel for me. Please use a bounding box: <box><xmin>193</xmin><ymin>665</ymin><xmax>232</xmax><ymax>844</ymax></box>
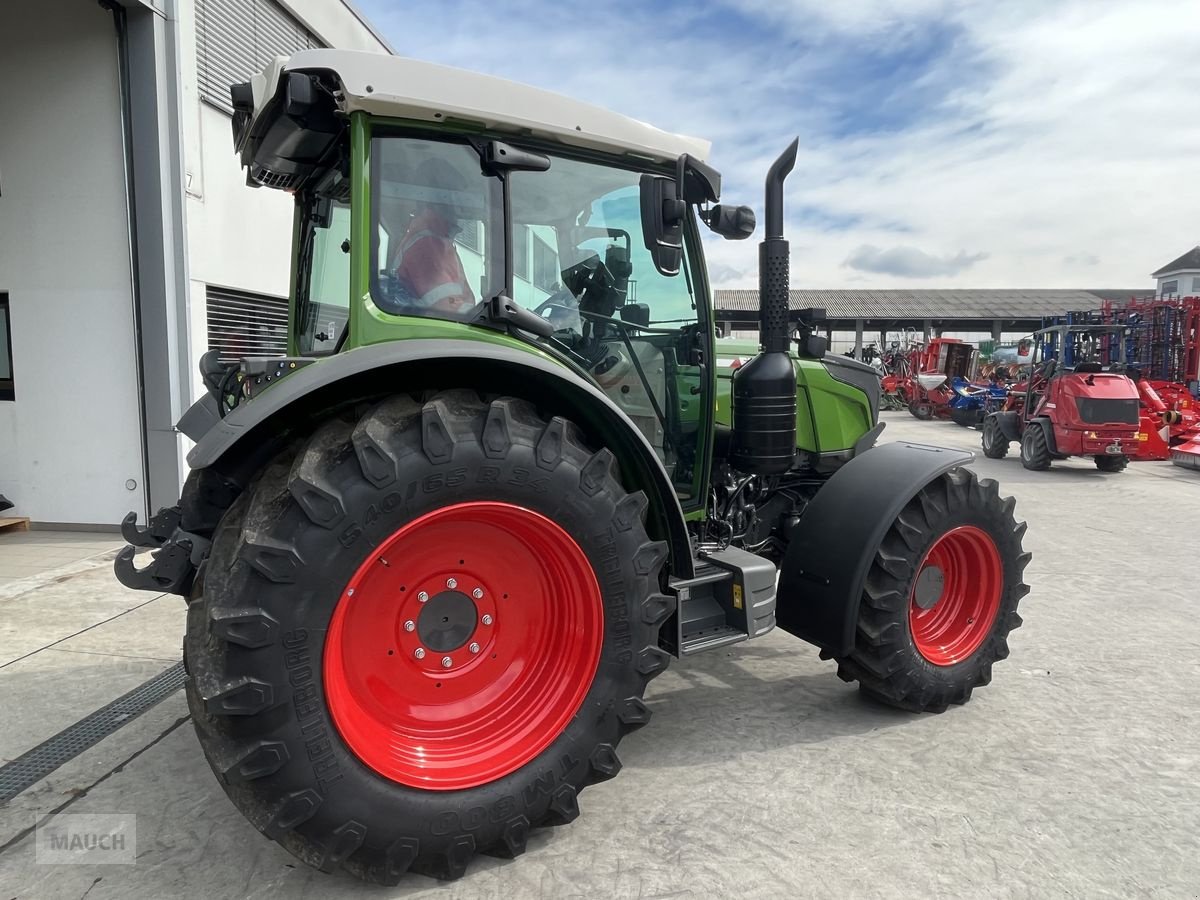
<box><xmin>279</xmin><ymin>49</ymin><xmax>711</xmax><ymax>164</ymax></box>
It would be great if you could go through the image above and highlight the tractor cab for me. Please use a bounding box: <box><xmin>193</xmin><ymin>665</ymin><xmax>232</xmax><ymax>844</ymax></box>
<box><xmin>221</xmin><ymin>51</ymin><xmax>771</xmax><ymax>506</ymax></box>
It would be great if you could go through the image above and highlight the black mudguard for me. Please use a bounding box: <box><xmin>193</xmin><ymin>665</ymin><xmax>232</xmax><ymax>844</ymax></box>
<box><xmin>991</xmin><ymin>410</ymin><xmax>1022</xmax><ymax>442</ymax></box>
<box><xmin>1031</xmin><ymin>417</ymin><xmax>1059</xmax><ymax>455</ymax></box>
<box><xmin>776</xmin><ymin>441</ymin><xmax>974</xmax><ymax>655</ymax></box>
<box><xmin>182</xmin><ymin>339</ymin><xmax>694</xmax><ymax>577</ymax></box>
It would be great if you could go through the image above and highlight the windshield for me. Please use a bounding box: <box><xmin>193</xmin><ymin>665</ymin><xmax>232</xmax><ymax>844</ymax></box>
<box><xmin>369</xmin><ymin>135</ymin><xmax>706</xmax><ymax>499</ymax></box>
<box><xmin>369</xmin><ymin>136</ymin><xmax>696</xmax><ymax>333</ymax></box>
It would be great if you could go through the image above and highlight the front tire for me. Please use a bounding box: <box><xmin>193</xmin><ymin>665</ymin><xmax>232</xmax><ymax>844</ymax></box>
<box><xmin>909</xmin><ymin>401</ymin><xmax>934</xmax><ymax>420</ymax></box>
<box><xmin>832</xmin><ymin>468</ymin><xmax>1029</xmax><ymax>712</ymax></box>
<box><xmin>981</xmin><ymin>416</ymin><xmax>1009</xmax><ymax>459</ymax></box>
<box><xmin>183</xmin><ymin>391</ymin><xmax>673</xmax><ymax>882</ymax></box>
<box><xmin>1020</xmin><ymin>425</ymin><xmax>1052</xmax><ymax>471</ymax></box>
<box><xmin>1094</xmin><ymin>454</ymin><xmax>1128</xmax><ymax>473</ymax></box>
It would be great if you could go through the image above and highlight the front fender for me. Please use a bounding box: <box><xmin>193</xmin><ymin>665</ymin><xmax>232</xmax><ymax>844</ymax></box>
<box><xmin>184</xmin><ymin>340</ymin><xmax>694</xmax><ymax>577</ymax></box>
<box><xmin>776</xmin><ymin>441</ymin><xmax>973</xmax><ymax>655</ymax></box>
<box><xmin>991</xmin><ymin>410</ymin><xmax>1021</xmax><ymax>442</ymax></box>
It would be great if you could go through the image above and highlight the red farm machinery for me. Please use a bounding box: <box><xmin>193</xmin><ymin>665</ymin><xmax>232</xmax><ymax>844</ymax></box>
<box><xmin>982</xmin><ymin>325</ymin><xmax>1142</xmax><ymax>472</ymax></box>
<box><xmin>1057</xmin><ymin>295</ymin><xmax>1200</xmax><ymax>468</ymax></box>
<box><xmin>880</xmin><ymin>337</ymin><xmax>982</xmax><ymax>421</ymax></box>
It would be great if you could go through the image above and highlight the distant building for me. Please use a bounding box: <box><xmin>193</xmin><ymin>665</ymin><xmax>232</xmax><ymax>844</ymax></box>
<box><xmin>714</xmin><ymin>288</ymin><xmax>1152</xmax><ymax>354</ymax></box>
<box><xmin>1152</xmin><ymin>246</ymin><xmax>1200</xmax><ymax>298</ymax></box>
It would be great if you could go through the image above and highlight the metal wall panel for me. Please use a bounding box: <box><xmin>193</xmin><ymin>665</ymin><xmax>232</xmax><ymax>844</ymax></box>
<box><xmin>206</xmin><ymin>285</ymin><xmax>289</xmax><ymax>361</ymax></box>
<box><xmin>196</xmin><ymin>0</ymin><xmax>321</xmax><ymax>114</ymax></box>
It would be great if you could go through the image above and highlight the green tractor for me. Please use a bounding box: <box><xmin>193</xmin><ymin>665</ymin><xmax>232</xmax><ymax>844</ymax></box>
<box><xmin>116</xmin><ymin>50</ymin><xmax>1029</xmax><ymax>883</ymax></box>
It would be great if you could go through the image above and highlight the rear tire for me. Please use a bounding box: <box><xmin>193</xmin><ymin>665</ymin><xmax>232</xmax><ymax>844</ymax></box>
<box><xmin>832</xmin><ymin>468</ymin><xmax>1029</xmax><ymax>713</ymax></box>
<box><xmin>981</xmin><ymin>417</ymin><xmax>1009</xmax><ymax>459</ymax></box>
<box><xmin>1094</xmin><ymin>454</ymin><xmax>1128</xmax><ymax>473</ymax></box>
<box><xmin>183</xmin><ymin>391</ymin><xmax>672</xmax><ymax>882</ymax></box>
<box><xmin>1020</xmin><ymin>425</ymin><xmax>1051</xmax><ymax>471</ymax></box>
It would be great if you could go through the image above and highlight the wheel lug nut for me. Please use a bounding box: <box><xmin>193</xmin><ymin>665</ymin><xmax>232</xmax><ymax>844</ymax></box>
<box><xmin>481</xmin><ymin>614</ymin><xmax>493</xmax><ymax>626</ymax></box>
<box><xmin>414</xmin><ymin>648</ymin><xmax>426</xmax><ymax>659</ymax></box>
<box><xmin>446</xmin><ymin>577</ymin><xmax>458</xmax><ymax>589</ymax></box>
<box><xmin>441</xmin><ymin>656</ymin><xmax>453</xmax><ymax>668</ymax></box>
<box><xmin>404</xmin><ymin>620</ymin><xmax>415</xmax><ymax>632</ymax></box>
<box><xmin>472</xmin><ymin>587</ymin><xmax>483</xmax><ymax>599</ymax></box>
<box><xmin>469</xmin><ymin>642</ymin><xmax>480</xmax><ymax>654</ymax></box>
<box><xmin>418</xmin><ymin>591</ymin><xmax>429</xmax><ymax>603</ymax></box>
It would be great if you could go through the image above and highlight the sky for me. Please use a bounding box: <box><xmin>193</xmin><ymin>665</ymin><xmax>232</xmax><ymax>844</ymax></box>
<box><xmin>356</xmin><ymin>0</ymin><xmax>1200</xmax><ymax>290</ymax></box>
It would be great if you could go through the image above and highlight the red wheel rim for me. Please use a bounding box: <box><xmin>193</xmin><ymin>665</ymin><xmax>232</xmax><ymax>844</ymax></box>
<box><xmin>324</xmin><ymin>502</ymin><xmax>603</xmax><ymax>790</ymax></box>
<box><xmin>908</xmin><ymin>525</ymin><xmax>1003</xmax><ymax>666</ymax></box>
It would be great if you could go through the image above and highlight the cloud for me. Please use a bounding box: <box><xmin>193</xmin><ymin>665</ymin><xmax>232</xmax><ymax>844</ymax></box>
<box><xmin>844</xmin><ymin>245</ymin><xmax>988</xmax><ymax>277</ymax></box>
<box><xmin>356</xmin><ymin>0</ymin><xmax>1200</xmax><ymax>289</ymax></box>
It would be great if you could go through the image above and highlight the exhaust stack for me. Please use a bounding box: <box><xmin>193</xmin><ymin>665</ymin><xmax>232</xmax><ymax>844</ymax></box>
<box><xmin>730</xmin><ymin>139</ymin><xmax>801</xmax><ymax>475</ymax></box>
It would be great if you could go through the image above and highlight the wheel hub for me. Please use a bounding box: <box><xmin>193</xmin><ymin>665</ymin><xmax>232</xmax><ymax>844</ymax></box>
<box><xmin>417</xmin><ymin>590</ymin><xmax>478</xmax><ymax>652</ymax></box>
<box><xmin>912</xmin><ymin>566</ymin><xmax>945</xmax><ymax>610</ymax></box>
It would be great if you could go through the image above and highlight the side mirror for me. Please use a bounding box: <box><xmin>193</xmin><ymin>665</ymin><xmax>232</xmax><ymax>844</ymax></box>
<box><xmin>705</xmin><ymin>203</ymin><xmax>755</xmax><ymax>240</ymax></box>
<box><xmin>639</xmin><ymin>174</ymin><xmax>684</xmax><ymax>276</ymax></box>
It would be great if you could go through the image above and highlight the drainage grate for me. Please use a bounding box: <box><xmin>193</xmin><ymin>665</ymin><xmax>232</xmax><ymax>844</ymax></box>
<box><xmin>0</xmin><ymin>661</ymin><xmax>187</xmax><ymax>803</ymax></box>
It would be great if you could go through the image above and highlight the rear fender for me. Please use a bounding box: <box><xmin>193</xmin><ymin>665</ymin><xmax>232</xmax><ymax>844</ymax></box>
<box><xmin>776</xmin><ymin>441</ymin><xmax>973</xmax><ymax>655</ymax></box>
<box><xmin>1032</xmin><ymin>417</ymin><xmax>1060</xmax><ymax>455</ymax></box>
<box><xmin>183</xmin><ymin>340</ymin><xmax>694</xmax><ymax>577</ymax></box>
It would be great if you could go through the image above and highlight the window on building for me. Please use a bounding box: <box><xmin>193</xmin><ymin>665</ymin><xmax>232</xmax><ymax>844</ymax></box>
<box><xmin>514</xmin><ymin>225</ymin><xmax>530</xmax><ymax>282</ymax></box>
<box><xmin>455</xmin><ymin>221</ymin><xmax>481</xmax><ymax>254</ymax></box>
<box><xmin>206</xmin><ymin>285</ymin><xmax>289</xmax><ymax>362</ymax></box>
<box><xmin>0</xmin><ymin>293</ymin><xmax>12</xmax><ymax>401</ymax></box>
<box><xmin>195</xmin><ymin>0</ymin><xmax>323</xmax><ymax>115</ymax></box>
<box><xmin>1161</xmin><ymin>280</ymin><xmax>1179</xmax><ymax>295</ymax></box>
<box><xmin>1192</xmin><ymin>277</ymin><xmax>1200</xmax><ymax>292</ymax></box>
<box><xmin>532</xmin><ymin>233</ymin><xmax>558</xmax><ymax>293</ymax></box>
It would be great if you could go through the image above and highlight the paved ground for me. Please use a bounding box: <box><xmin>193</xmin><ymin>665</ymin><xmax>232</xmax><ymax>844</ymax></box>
<box><xmin>1</xmin><ymin>413</ymin><xmax>1198</xmax><ymax>898</ymax></box>
<box><xmin>0</xmin><ymin>529</ymin><xmax>123</xmax><ymax>588</ymax></box>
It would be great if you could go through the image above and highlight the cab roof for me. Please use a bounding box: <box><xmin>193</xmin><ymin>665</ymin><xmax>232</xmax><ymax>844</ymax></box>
<box><xmin>253</xmin><ymin>49</ymin><xmax>711</xmax><ymax>165</ymax></box>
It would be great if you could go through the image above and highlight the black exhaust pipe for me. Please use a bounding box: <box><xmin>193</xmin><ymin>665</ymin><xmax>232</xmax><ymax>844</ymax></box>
<box><xmin>730</xmin><ymin>138</ymin><xmax>800</xmax><ymax>475</ymax></box>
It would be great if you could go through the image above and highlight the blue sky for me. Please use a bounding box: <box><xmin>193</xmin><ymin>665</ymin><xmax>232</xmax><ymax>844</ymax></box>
<box><xmin>356</xmin><ymin>0</ymin><xmax>1200</xmax><ymax>289</ymax></box>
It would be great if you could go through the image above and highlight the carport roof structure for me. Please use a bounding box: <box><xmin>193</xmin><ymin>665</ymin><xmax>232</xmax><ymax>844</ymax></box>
<box><xmin>713</xmin><ymin>288</ymin><xmax>1153</xmax><ymax>332</ymax></box>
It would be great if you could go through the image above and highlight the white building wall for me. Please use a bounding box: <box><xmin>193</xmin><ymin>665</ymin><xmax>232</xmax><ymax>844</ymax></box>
<box><xmin>176</xmin><ymin>0</ymin><xmax>390</xmax><ymax>407</ymax></box>
<box><xmin>0</xmin><ymin>0</ymin><xmax>146</xmax><ymax>525</ymax></box>
<box><xmin>1157</xmin><ymin>270</ymin><xmax>1200</xmax><ymax>297</ymax></box>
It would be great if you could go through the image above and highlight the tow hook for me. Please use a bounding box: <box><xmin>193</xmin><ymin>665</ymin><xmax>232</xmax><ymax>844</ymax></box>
<box><xmin>114</xmin><ymin>509</ymin><xmax>210</xmax><ymax>596</ymax></box>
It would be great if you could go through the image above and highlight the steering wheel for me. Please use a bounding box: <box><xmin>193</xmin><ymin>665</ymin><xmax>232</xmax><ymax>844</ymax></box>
<box><xmin>375</xmin><ymin>271</ymin><xmax>419</xmax><ymax>313</ymax></box>
<box><xmin>532</xmin><ymin>289</ymin><xmax>583</xmax><ymax>333</ymax></box>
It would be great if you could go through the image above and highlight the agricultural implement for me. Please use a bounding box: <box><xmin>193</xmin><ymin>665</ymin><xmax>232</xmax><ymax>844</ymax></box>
<box><xmin>114</xmin><ymin>50</ymin><xmax>1030</xmax><ymax>883</ymax></box>
<box><xmin>899</xmin><ymin>337</ymin><xmax>979</xmax><ymax>420</ymax></box>
<box><xmin>1051</xmin><ymin>294</ymin><xmax>1200</xmax><ymax>469</ymax></box>
<box><xmin>982</xmin><ymin>325</ymin><xmax>1140</xmax><ymax>472</ymax></box>
<box><xmin>946</xmin><ymin>377</ymin><xmax>1009</xmax><ymax>429</ymax></box>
